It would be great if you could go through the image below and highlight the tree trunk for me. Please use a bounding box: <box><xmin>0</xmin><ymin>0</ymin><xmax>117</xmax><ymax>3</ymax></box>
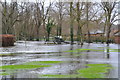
<box><xmin>56</xmin><ymin>25</ymin><xmax>59</xmax><ymax>36</ymax></box>
<box><xmin>70</xmin><ymin>2</ymin><xmax>74</xmax><ymax>45</ymax></box>
<box><xmin>86</xmin><ymin>2</ymin><xmax>91</xmax><ymax>43</ymax></box>
<box><xmin>43</xmin><ymin>19</ymin><xmax>47</xmax><ymax>40</ymax></box>
<box><xmin>106</xmin><ymin>14</ymin><xmax>111</xmax><ymax>44</ymax></box>
<box><xmin>77</xmin><ymin>2</ymin><xmax>83</xmax><ymax>45</ymax></box>
<box><xmin>36</xmin><ymin>27</ymin><xmax>39</xmax><ymax>41</ymax></box>
<box><xmin>46</xmin><ymin>33</ymin><xmax>50</xmax><ymax>41</ymax></box>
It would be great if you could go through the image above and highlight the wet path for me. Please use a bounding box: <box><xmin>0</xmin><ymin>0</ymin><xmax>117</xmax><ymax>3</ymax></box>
<box><xmin>0</xmin><ymin>41</ymin><xmax>119</xmax><ymax>78</ymax></box>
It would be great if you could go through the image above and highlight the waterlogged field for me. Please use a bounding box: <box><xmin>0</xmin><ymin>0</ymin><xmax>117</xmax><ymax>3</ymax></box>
<box><xmin>0</xmin><ymin>41</ymin><xmax>119</xmax><ymax>78</ymax></box>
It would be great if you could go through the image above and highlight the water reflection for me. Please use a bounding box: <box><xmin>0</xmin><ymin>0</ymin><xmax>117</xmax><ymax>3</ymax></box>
<box><xmin>106</xmin><ymin>45</ymin><xmax>110</xmax><ymax>59</ymax></box>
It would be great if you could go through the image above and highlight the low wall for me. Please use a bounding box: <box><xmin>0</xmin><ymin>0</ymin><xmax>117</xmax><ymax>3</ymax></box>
<box><xmin>0</xmin><ymin>34</ymin><xmax>15</xmax><ymax>47</ymax></box>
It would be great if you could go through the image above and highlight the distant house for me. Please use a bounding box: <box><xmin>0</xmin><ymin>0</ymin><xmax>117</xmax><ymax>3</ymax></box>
<box><xmin>110</xmin><ymin>24</ymin><xmax>119</xmax><ymax>37</ymax></box>
<box><xmin>114</xmin><ymin>30</ymin><xmax>120</xmax><ymax>44</ymax></box>
<box><xmin>85</xmin><ymin>30</ymin><xmax>104</xmax><ymax>37</ymax></box>
<box><xmin>111</xmin><ymin>24</ymin><xmax>120</xmax><ymax>44</ymax></box>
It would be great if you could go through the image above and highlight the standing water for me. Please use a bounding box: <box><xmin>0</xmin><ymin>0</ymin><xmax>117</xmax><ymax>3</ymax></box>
<box><xmin>0</xmin><ymin>41</ymin><xmax>119</xmax><ymax>78</ymax></box>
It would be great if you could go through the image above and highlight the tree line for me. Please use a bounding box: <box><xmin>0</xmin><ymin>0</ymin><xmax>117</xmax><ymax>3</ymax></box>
<box><xmin>0</xmin><ymin>0</ymin><xmax>118</xmax><ymax>45</ymax></box>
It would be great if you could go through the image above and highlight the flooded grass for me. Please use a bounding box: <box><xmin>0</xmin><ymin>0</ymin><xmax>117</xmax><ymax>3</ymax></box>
<box><xmin>0</xmin><ymin>65</ymin><xmax>51</xmax><ymax>70</ymax></box>
<box><xmin>23</xmin><ymin>61</ymin><xmax>63</xmax><ymax>65</ymax></box>
<box><xmin>0</xmin><ymin>53</ymin><xmax>15</xmax><ymax>57</ymax></box>
<box><xmin>109</xmin><ymin>49</ymin><xmax>120</xmax><ymax>52</ymax></box>
<box><xmin>41</xmin><ymin>74</ymin><xmax>79</xmax><ymax>78</ymax></box>
<box><xmin>72</xmin><ymin>53</ymin><xmax>86</xmax><ymax>57</ymax></box>
<box><xmin>41</xmin><ymin>64</ymin><xmax>112</xmax><ymax>78</ymax></box>
<box><xmin>64</xmin><ymin>48</ymin><xmax>104</xmax><ymax>53</ymax></box>
<box><xmin>0</xmin><ymin>61</ymin><xmax>63</xmax><ymax>76</ymax></box>
<box><xmin>77</xmin><ymin>64</ymin><xmax>112</xmax><ymax>78</ymax></box>
<box><xmin>0</xmin><ymin>72</ymin><xmax>9</xmax><ymax>75</ymax></box>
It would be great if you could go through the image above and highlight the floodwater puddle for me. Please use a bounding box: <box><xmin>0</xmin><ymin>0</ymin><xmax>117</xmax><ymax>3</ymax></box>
<box><xmin>109</xmin><ymin>49</ymin><xmax>120</xmax><ymax>52</ymax></box>
<box><xmin>23</xmin><ymin>61</ymin><xmax>63</xmax><ymax>65</ymax></box>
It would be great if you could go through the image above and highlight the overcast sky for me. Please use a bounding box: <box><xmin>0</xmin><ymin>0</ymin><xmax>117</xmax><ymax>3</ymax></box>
<box><xmin>1</xmin><ymin>0</ymin><xmax>119</xmax><ymax>25</ymax></box>
<box><xmin>1</xmin><ymin>0</ymin><xmax>119</xmax><ymax>2</ymax></box>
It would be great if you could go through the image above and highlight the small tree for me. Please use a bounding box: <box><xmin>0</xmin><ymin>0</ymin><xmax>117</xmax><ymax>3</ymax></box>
<box><xmin>41</xmin><ymin>1</ymin><xmax>52</xmax><ymax>39</ymax></box>
<box><xmin>46</xmin><ymin>17</ymin><xmax>55</xmax><ymax>41</ymax></box>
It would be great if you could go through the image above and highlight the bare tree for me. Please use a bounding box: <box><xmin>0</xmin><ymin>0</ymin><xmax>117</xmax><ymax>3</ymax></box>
<box><xmin>46</xmin><ymin>17</ymin><xmax>55</xmax><ymax>41</ymax></box>
<box><xmin>101</xmin><ymin>1</ymin><xmax>118</xmax><ymax>44</ymax></box>
<box><xmin>51</xmin><ymin>1</ymin><xmax>65</xmax><ymax>36</ymax></box>
<box><xmin>2</xmin><ymin>1</ymin><xmax>20</xmax><ymax>34</ymax></box>
<box><xmin>76</xmin><ymin>2</ymin><xmax>84</xmax><ymax>45</ymax></box>
<box><xmin>84</xmin><ymin>2</ymin><xmax>100</xmax><ymax>43</ymax></box>
<box><xmin>85</xmin><ymin>2</ymin><xmax>90</xmax><ymax>43</ymax></box>
<box><xmin>57</xmin><ymin>2</ymin><xmax>64</xmax><ymax>36</ymax></box>
<box><xmin>34</xmin><ymin>2</ymin><xmax>42</xmax><ymax>41</ymax></box>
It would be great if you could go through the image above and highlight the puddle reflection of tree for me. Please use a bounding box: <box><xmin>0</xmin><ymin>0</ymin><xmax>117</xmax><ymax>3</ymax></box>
<box><xmin>76</xmin><ymin>45</ymin><xmax>81</xmax><ymax>60</ymax></box>
<box><xmin>85</xmin><ymin>43</ymin><xmax>90</xmax><ymax>68</ymax></box>
<box><xmin>58</xmin><ymin>45</ymin><xmax>62</xmax><ymax>75</ymax></box>
<box><xmin>2</xmin><ymin>75</ymin><xmax>6</xmax><ymax>80</ymax></box>
<box><xmin>69</xmin><ymin>44</ymin><xmax>84</xmax><ymax>75</ymax></box>
<box><xmin>69</xmin><ymin>45</ymin><xmax>74</xmax><ymax>75</ymax></box>
<box><xmin>10</xmin><ymin>74</ymin><xmax>15</xmax><ymax>80</ymax></box>
<box><xmin>106</xmin><ymin>44</ymin><xmax>110</xmax><ymax>59</ymax></box>
<box><xmin>100</xmin><ymin>44</ymin><xmax>110</xmax><ymax>59</ymax></box>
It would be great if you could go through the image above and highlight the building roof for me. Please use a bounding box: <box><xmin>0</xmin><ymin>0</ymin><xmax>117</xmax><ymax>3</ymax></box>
<box><xmin>89</xmin><ymin>30</ymin><xmax>104</xmax><ymax>34</ymax></box>
<box><xmin>114</xmin><ymin>31</ymin><xmax>120</xmax><ymax>36</ymax></box>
